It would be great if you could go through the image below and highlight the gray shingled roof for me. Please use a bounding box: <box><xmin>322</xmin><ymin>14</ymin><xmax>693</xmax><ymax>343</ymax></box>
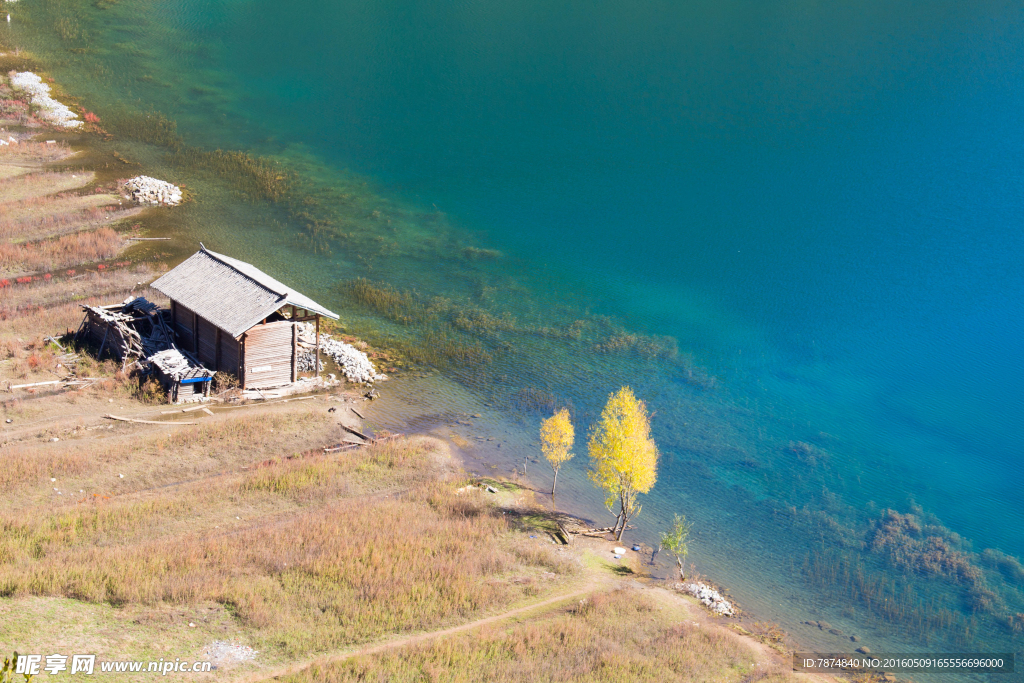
<box><xmin>150</xmin><ymin>247</ymin><xmax>339</xmax><ymax>338</ymax></box>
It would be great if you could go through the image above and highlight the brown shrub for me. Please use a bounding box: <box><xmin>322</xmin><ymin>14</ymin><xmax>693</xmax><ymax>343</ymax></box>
<box><xmin>0</xmin><ymin>195</ymin><xmax>135</xmax><ymax>242</ymax></box>
<box><xmin>281</xmin><ymin>589</ymin><xmax>766</xmax><ymax>683</ymax></box>
<box><xmin>0</xmin><ymin>227</ymin><xmax>123</xmax><ymax>274</ymax></box>
<box><xmin>0</xmin><ymin>140</ymin><xmax>74</xmax><ymax>162</ymax></box>
<box><xmin>0</xmin><ymin>267</ymin><xmax>160</xmax><ymax>314</ymax></box>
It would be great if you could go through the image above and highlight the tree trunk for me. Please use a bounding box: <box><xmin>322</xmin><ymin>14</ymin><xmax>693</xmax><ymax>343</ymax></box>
<box><xmin>611</xmin><ymin>507</ymin><xmax>625</xmax><ymax>539</ymax></box>
<box><xmin>552</xmin><ymin>466</ymin><xmax>559</xmax><ymax>495</ymax></box>
<box><xmin>614</xmin><ymin>489</ymin><xmax>629</xmax><ymax>541</ymax></box>
<box><xmin>677</xmin><ymin>556</ymin><xmax>685</xmax><ymax>581</ymax></box>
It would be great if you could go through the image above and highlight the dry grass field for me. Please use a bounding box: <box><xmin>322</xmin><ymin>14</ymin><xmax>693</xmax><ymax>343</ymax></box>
<box><xmin>279</xmin><ymin>588</ymin><xmax>792</xmax><ymax>683</ymax></box>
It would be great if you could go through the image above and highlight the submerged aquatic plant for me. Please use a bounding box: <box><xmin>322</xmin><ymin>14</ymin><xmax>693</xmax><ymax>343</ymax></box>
<box><xmin>107</xmin><ymin>110</ymin><xmax>183</xmax><ymax>149</ymax></box>
<box><xmin>170</xmin><ymin>148</ymin><xmax>291</xmax><ymax>202</ymax></box>
<box><xmin>981</xmin><ymin>548</ymin><xmax>1024</xmax><ymax>585</ymax></box>
<box><xmin>461</xmin><ymin>246</ymin><xmax>502</xmax><ymax>260</ymax></box>
<box><xmin>869</xmin><ymin>509</ymin><xmax>982</xmax><ymax>585</ymax></box>
<box><xmin>592</xmin><ymin>332</ymin><xmax>678</xmax><ymax>359</ymax></box>
<box><xmin>344</xmin><ymin>279</ymin><xmax>442</xmax><ymax>326</ymax></box>
<box><xmin>803</xmin><ymin>549</ymin><xmax>980</xmax><ymax>646</ymax></box>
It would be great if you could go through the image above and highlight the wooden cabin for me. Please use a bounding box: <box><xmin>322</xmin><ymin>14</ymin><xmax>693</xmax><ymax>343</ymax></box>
<box><xmin>150</xmin><ymin>246</ymin><xmax>339</xmax><ymax>390</ymax></box>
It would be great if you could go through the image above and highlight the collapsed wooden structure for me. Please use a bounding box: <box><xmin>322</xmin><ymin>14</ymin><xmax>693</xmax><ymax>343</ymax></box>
<box><xmin>78</xmin><ymin>297</ymin><xmax>172</xmax><ymax>364</ymax></box>
<box><xmin>77</xmin><ymin>296</ymin><xmax>215</xmax><ymax>403</ymax></box>
<box><xmin>77</xmin><ymin>246</ymin><xmax>340</xmax><ymax>403</ymax></box>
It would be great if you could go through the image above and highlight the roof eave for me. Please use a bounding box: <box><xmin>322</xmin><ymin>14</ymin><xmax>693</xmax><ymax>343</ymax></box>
<box><xmin>231</xmin><ymin>300</ymin><xmax>339</xmax><ymax>339</ymax></box>
<box><xmin>283</xmin><ymin>297</ymin><xmax>339</xmax><ymax>321</ymax></box>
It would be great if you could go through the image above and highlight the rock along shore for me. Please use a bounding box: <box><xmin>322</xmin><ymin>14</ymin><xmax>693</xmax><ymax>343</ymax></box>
<box><xmin>9</xmin><ymin>71</ymin><xmax>82</xmax><ymax>128</ymax></box>
<box><xmin>122</xmin><ymin>175</ymin><xmax>183</xmax><ymax>206</ymax></box>
<box><xmin>675</xmin><ymin>581</ymin><xmax>736</xmax><ymax>616</ymax></box>
<box><xmin>296</xmin><ymin>322</ymin><xmax>387</xmax><ymax>384</ymax></box>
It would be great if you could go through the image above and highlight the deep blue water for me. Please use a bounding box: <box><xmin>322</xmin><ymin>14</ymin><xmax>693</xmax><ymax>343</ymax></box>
<box><xmin>10</xmin><ymin>0</ymin><xmax>1024</xmax><ymax>661</ymax></box>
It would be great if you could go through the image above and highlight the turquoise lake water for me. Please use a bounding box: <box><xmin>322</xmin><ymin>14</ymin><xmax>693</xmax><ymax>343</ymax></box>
<box><xmin>7</xmin><ymin>0</ymin><xmax>1024</xmax><ymax>669</ymax></box>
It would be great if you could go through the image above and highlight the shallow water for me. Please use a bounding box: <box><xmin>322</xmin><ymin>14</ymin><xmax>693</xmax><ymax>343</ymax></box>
<box><xmin>6</xmin><ymin>0</ymin><xmax>1024</xmax><ymax>673</ymax></box>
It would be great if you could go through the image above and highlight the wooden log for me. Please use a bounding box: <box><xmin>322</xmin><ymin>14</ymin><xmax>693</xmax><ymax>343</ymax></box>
<box><xmin>43</xmin><ymin>336</ymin><xmax>65</xmax><ymax>351</ymax></box>
<box><xmin>350</xmin><ymin>407</ymin><xmax>366</xmax><ymax>419</ymax></box>
<box><xmin>218</xmin><ymin>395</ymin><xmax>316</xmax><ymax>410</ymax></box>
<box><xmin>73</xmin><ymin>314</ymin><xmax>88</xmax><ymax>342</ymax></box>
<box><xmin>573</xmin><ymin>525</ymin><xmax>635</xmax><ymax>538</ymax></box>
<box><xmin>324</xmin><ymin>443</ymin><xmax>362</xmax><ymax>453</ymax></box>
<box><xmin>9</xmin><ymin>379</ymin><xmax>64</xmax><ymax>390</ymax></box>
<box><xmin>104</xmin><ymin>414</ymin><xmax>196</xmax><ymax>425</ymax></box>
<box><xmin>341</xmin><ymin>424</ymin><xmax>373</xmax><ymax>442</ymax></box>
<box><xmin>291</xmin><ymin>322</ymin><xmax>297</xmax><ymax>383</ymax></box>
<box><xmin>96</xmin><ymin>324</ymin><xmax>110</xmax><ymax>359</ymax></box>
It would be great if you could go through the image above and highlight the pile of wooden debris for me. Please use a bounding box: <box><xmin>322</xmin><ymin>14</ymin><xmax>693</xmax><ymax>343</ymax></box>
<box><xmin>76</xmin><ymin>297</ymin><xmax>176</xmax><ymax>370</ymax></box>
<box><xmin>75</xmin><ymin>297</ymin><xmax>214</xmax><ymax>402</ymax></box>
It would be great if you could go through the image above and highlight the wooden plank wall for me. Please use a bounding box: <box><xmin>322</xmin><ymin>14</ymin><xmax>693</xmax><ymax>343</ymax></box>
<box><xmin>241</xmin><ymin>321</ymin><xmax>295</xmax><ymax>388</ymax></box>
<box><xmin>196</xmin><ymin>318</ymin><xmax>218</xmax><ymax>368</ymax></box>
<box><xmin>172</xmin><ymin>301</ymin><xmax>195</xmax><ymax>351</ymax></box>
<box><xmin>85</xmin><ymin>313</ymin><xmax>128</xmax><ymax>359</ymax></box>
<box><xmin>219</xmin><ymin>332</ymin><xmax>240</xmax><ymax>376</ymax></box>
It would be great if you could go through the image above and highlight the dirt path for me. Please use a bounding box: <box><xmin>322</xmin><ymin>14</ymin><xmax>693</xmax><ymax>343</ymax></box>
<box><xmin>233</xmin><ymin>582</ymin><xmax>599</xmax><ymax>683</ymax></box>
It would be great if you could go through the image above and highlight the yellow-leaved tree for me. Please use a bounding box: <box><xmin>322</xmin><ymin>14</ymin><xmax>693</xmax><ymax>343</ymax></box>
<box><xmin>540</xmin><ymin>408</ymin><xmax>574</xmax><ymax>496</ymax></box>
<box><xmin>587</xmin><ymin>386</ymin><xmax>658</xmax><ymax>541</ymax></box>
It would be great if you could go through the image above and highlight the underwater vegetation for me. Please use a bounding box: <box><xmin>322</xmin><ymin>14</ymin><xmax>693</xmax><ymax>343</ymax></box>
<box><xmin>461</xmin><ymin>246</ymin><xmax>502</xmax><ymax>260</ymax></box>
<box><xmin>344</xmin><ymin>279</ymin><xmax>449</xmax><ymax>327</ymax></box>
<box><xmin>981</xmin><ymin>548</ymin><xmax>1024</xmax><ymax>585</ymax></box>
<box><xmin>169</xmin><ymin>147</ymin><xmax>290</xmax><ymax>202</ymax></box>
<box><xmin>869</xmin><ymin>509</ymin><xmax>980</xmax><ymax>584</ymax></box>
<box><xmin>384</xmin><ymin>329</ymin><xmax>493</xmax><ymax>370</ymax></box>
<box><xmin>344</xmin><ymin>279</ymin><xmax>698</xmax><ymax>354</ymax></box>
<box><xmin>509</xmin><ymin>387</ymin><xmax>559</xmax><ymax>416</ymax></box>
<box><xmin>794</xmin><ymin>500</ymin><xmax>1024</xmax><ymax>650</ymax></box>
<box><xmin>592</xmin><ymin>331</ymin><xmax>678</xmax><ymax>359</ymax></box>
<box><xmin>803</xmin><ymin>549</ymin><xmax>980</xmax><ymax>646</ymax></box>
<box><xmin>107</xmin><ymin>109</ymin><xmax>183</xmax><ymax>149</ymax></box>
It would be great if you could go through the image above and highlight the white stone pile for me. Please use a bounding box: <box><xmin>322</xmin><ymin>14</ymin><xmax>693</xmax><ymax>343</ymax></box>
<box><xmin>122</xmin><ymin>175</ymin><xmax>183</xmax><ymax>206</ymax></box>
<box><xmin>9</xmin><ymin>71</ymin><xmax>82</xmax><ymax>128</ymax></box>
<box><xmin>202</xmin><ymin>641</ymin><xmax>258</xmax><ymax>664</ymax></box>
<box><xmin>676</xmin><ymin>582</ymin><xmax>735</xmax><ymax>616</ymax></box>
<box><xmin>297</xmin><ymin>322</ymin><xmax>386</xmax><ymax>384</ymax></box>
